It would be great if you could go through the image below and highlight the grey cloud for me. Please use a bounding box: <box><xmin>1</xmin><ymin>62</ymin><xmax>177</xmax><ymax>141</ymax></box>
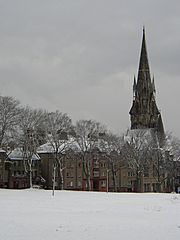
<box><xmin>0</xmin><ymin>0</ymin><xmax>180</xmax><ymax>137</ymax></box>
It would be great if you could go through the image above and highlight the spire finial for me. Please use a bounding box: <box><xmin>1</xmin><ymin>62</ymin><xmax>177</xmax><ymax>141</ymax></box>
<box><xmin>133</xmin><ymin>75</ymin><xmax>137</xmax><ymax>99</ymax></box>
<box><xmin>133</xmin><ymin>75</ymin><xmax>136</xmax><ymax>88</ymax></box>
<box><xmin>143</xmin><ymin>26</ymin><xmax>145</xmax><ymax>34</ymax></box>
<box><xmin>152</xmin><ymin>75</ymin><xmax>156</xmax><ymax>95</ymax></box>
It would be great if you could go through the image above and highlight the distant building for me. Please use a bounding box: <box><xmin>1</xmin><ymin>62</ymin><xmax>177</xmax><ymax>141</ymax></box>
<box><xmin>37</xmin><ymin>142</ymin><xmax>117</xmax><ymax>192</ymax></box>
<box><xmin>0</xmin><ymin>150</ymin><xmax>8</xmax><ymax>188</ymax></box>
<box><xmin>7</xmin><ymin>148</ymin><xmax>42</xmax><ymax>189</ymax></box>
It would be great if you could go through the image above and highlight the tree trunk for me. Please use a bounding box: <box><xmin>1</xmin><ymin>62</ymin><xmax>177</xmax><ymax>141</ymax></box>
<box><xmin>29</xmin><ymin>163</ymin><xmax>33</xmax><ymax>188</ymax></box>
<box><xmin>135</xmin><ymin>170</ymin><xmax>141</xmax><ymax>192</ymax></box>
<box><xmin>111</xmin><ymin>162</ymin><xmax>117</xmax><ymax>192</ymax></box>
<box><xmin>83</xmin><ymin>158</ymin><xmax>91</xmax><ymax>191</ymax></box>
<box><xmin>52</xmin><ymin>165</ymin><xmax>56</xmax><ymax>196</ymax></box>
<box><xmin>86</xmin><ymin>161</ymin><xmax>91</xmax><ymax>191</ymax></box>
<box><xmin>157</xmin><ymin>181</ymin><xmax>161</xmax><ymax>193</ymax></box>
<box><xmin>59</xmin><ymin>168</ymin><xmax>64</xmax><ymax>190</ymax></box>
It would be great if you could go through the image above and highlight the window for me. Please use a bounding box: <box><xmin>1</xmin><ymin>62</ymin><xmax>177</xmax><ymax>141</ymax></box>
<box><xmin>101</xmin><ymin>180</ymin><xmax>106</xmax><ymax>187</ymax></box>
<box><xmin>144</xmin><ymin>169</ymin><xmax>149</xmax><ymax>177</ymax></box>
<box><xmin>100</xmin><ymin>162</ymin><xmax>106</xmax><ymax>168</ymax></box>
<box><xmin>101</xmin><ymin>171</ymin><xmax>105</xmax><ymax>177</ymax></box>
<box><xmin>128</xmin><ymin>180</ymin><xmax>133</xmax><ymax>186</ymax></box>
<box><xmin>128</xmin><ymin>171</ymin><xmax>134</xmax><ymax>177</ymax></box>
<box><xmin>93</xmin><ymin>171</ymin><xmax>99</xmax><ymax>177</ymax></box>
<box><xmin>94</xmin><ymin>161</ymin><xmax>99</xmax><ymax>168</ymax></box>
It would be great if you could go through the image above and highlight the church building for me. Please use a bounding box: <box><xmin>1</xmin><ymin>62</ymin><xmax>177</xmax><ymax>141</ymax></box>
<box><xmin>129</xmin><ymin>28</ymin><xmax>165</xmax><ymax>144</ymax></box>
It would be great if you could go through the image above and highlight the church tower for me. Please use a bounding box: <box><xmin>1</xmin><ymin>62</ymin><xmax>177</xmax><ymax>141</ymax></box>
<box><xmin>129</xmin><ymin>28</ymin><xmax>165</xmax><ymax>141</ymax></box>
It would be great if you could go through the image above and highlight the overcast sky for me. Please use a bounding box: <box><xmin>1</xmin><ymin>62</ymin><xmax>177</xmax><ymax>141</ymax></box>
<box><xmin>0</xmin><ymin>0</ymin><xmax>180</xmax><ymax>136</ymax></box>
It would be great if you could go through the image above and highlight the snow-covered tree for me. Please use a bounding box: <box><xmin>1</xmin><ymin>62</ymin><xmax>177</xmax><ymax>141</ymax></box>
<box><xmin>163</xmin><ymin>134</ymin><xmax>180</xmax><ymax>192</ymax></box>
<box><xmin>18</xmin><ymin>106</ymin><xmax>46</xmax><ymax>188</ymax></box>
<box><xmin>0</xmin><ymin>95</ymin><xmax>21</xmax><ymax>148</ymax></box>
<box><xmin>122</xmin><ymin>129</ymin><xmax>153</xmax><ymax>192</ymax></box>
<box><xmin>44</xmin><ymin>111</ymin><xmax>72</xmax><ymax>194</ymax></box>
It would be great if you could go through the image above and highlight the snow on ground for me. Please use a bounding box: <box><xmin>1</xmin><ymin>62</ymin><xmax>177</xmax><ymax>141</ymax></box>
<box><xmin>0</xmin><ymin>189</ymin><xmax>179</xmax><ymax>240</ymax></box>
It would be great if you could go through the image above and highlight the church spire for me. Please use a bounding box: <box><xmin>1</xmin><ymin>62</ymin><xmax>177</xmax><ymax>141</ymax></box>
<box><xmin>135</xmin><ymin>27</ymin><xmax>153</xmax><ymax>98</ymax></box>
<box><xmin>129</xmin><ymin>28</ymin><xmax>165</xmax><ymax>135</ymax></box>
<box><xmin>138</xmin><ymin>27</ymin><xmax>150</xmax><ymax>74</ymax></box>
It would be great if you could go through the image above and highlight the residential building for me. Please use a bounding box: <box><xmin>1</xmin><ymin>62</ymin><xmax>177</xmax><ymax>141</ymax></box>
<box><xmin>0</xmin><ymin>150</ymin><xmax>8</xmax><ymax>188</ymax></box>
<box><xmin>7</xmin><ymin>148</ymin><xmax>42</xmax><ymax>189</ymax></box>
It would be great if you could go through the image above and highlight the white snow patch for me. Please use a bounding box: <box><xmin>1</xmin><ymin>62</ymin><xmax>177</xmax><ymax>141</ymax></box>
<box><xmin>0</xmin><ymin>189</ymin><xmax>179</xmax><ymax>240</ymax></box>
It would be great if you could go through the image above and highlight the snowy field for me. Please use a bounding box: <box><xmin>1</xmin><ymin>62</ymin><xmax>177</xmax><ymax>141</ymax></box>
<box><xmin>0</xmin><ymin>189</ymin><xmax>180</xmax><ymax>240</ymax></box>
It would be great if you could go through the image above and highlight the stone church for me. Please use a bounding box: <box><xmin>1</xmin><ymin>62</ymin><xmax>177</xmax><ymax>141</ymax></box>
<box><xmin>129</xmin><ymin>28</ymin><xmax>165</xmax><ymax>144</ymax></box>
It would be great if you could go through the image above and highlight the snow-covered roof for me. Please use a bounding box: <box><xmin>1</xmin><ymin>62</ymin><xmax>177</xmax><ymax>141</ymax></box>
<box><xmin>124</xmin><ymin>128</ymin><xmax>154</xmax><ymax>140</ymax></box>
<box><xmin>37</xmin><ymin>142</ymin><xmax>56</xmax><ymax>153</ymax></box>
<box><xmin>8</xmin><ymin>148</ymin><xmax>40</xmax><ymax>161</ymax></box>
<box><xmin>37</xmin><ymin>137</ymin><xmax>119</xmax><ymax>154</ymax></box>
<box><xmin>37</xmin><ymin>140</ymin><xmax>81</xmax><ymax>154</ymax></box>
<box><xmin>0</xmin><ymin>149</ymin><xmax>6</xmax><ymax>153</ymax></box>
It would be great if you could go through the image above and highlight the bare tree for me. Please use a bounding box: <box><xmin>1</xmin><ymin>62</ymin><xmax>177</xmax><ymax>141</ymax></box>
<box><xmin>74</xmin><ymin>119</ymin><xmax>106</xmax><ymax>191</ymax></box>
<box><xmin>44</xmin><ymin>111</ymin><xmax>72</xmax><ymax>195</ymax></box>
<box><xmin>163</xmin><ymin>134</ymin><xmax>180</xmax><ymax>192</ymax></box>
<box><xmin>18</xmin><ymin>106</ymin><xmax>46</xmax><ymax>188</ymax></box>
<box><xmin>99</xmin><ymin>132</ymin><xmax>123</xmax><ymax>192</ymax></box>
<box><xmin>122</xmin><ymin>129</ymin><xmax>153</xmax><ymax>192</ymax></box>
<box><xmin>0</xmin><ymin>95</ymin><xmax>20</xmax><ymax>148</ymax></box>
<box><xmin>146</xmin><ymin>131</ymin><xmax>168</xmax><ymax>192</ymax></box>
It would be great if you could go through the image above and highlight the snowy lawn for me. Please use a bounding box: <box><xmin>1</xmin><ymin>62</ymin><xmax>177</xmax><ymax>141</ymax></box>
<box><xmin>0</xmin><ymin>189</ymin><xmax>179</xmax><ymax>240</ymax></box>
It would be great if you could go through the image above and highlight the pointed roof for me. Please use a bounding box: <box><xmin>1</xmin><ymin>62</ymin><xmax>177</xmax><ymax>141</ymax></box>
<box><xmin>157</xmin><ymin>114</ymin><xmax>165</xmax><ymax>145</ymax></box>
<box><xmin>136</xmin><ymin>28</ymin><xmax>152</xmax><ymax>94</ymax></box>
<box><xmin>152</xmin><ymin>75</ymin><xmax>156</xmax><ymax>94</ymax></box>
<box><xmin>138</xmin><ymin>27</ymin><xmax>150</xmax><ymax>72</ymax></box>
<box><xmin>133</xmin><ymin>75</ymin><xmax>136</xmax><ymax>92</ymax></box>
<box><xmin>129</xmin><ymin>28</ymin><xmax>165</xmax><ymax>134</ymax></box>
